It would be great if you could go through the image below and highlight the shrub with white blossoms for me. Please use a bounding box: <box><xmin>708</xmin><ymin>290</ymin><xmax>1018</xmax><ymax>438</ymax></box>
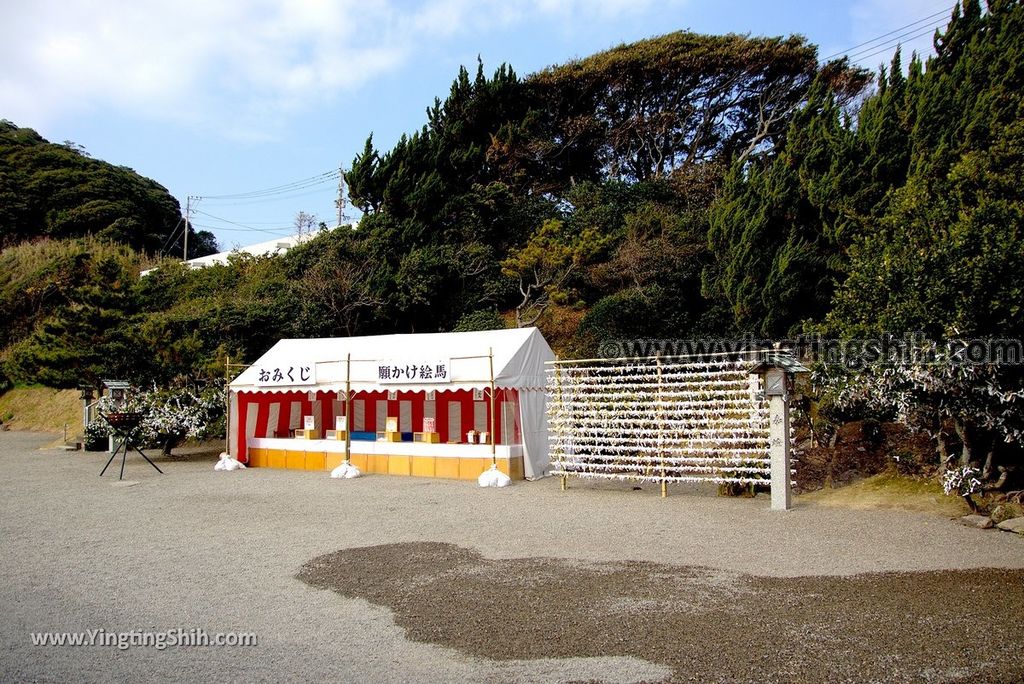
<box><xmin>941</xmin><ymin>465</ymin><xmax>982</xmax><ymax>497</ymax></box>
<box><xmin>815</xmin><ymin>340</ymin><xmax>1024</xmax><ymax>473</ymax></box>
<box><xmin>89</xmin><ymin>383</ymin><xmax>225</xmax><ymax>454</ymax></box>
<box><xmin>817</xmin><ymin>344</ymin><xmax>1023</xmax><ymax>442</ymax></box>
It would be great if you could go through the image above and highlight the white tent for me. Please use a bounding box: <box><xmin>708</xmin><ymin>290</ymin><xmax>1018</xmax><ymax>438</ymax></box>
<box><xmin>229</xmin><ymin>327</ymin><xmax>555</xmax><ymax>478</ymax></box>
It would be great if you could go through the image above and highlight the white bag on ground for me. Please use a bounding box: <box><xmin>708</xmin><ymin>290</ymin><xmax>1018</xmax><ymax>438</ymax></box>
<box><xmin>478</xmin><ymin>464</ymin><xmax>510</xmax><ymax>488</ymax></box>
<box><xmin>331</xmin><ymin>460</ymin><xmax>362</xmax><ymax>479</ymax></box>
<box><xmin>214</xmin><ymin>452</ymin><xmax>246</xmax><ymax>471</ymax></box>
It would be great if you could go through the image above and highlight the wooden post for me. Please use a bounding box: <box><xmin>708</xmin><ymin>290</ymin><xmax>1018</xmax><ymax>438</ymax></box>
<box><xmin>224</xmin><ymin>355</ymin><xmax>231</xmax><ymax>454</ymax></box>
<box><xmin>489</xmin><ymin>347</ymin><xmax>497</xmax><ymax>468</ymax></box>
<box><xmin>344</xmin><ymin>353</ymin><xmax>352</xmax><ymax>464</ymax></box>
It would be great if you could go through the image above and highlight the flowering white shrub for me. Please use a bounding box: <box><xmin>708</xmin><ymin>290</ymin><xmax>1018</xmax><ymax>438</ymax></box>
<box><xmin>942</xmin><ymin>465</ymin><xmax>982</xmax><ymax>497</ymax></box>
<box><xmin>814</xmin><ymin>340</ymin><xmax>1024</xmax><ymax>476</ymax></box>
<box><xmin>88</xmin><ymin>383</ymin><xmax>225</xmax><ymax>451</ymax></box>
<box><xmin>84</xmin><ymin>417</ymin><xmax>112</xmax><ymax>446</ymax></box>
<box><xmin>816</xmin><ymin>344</ymin><xmax>1023</xmax><ymax>444</ymax></box>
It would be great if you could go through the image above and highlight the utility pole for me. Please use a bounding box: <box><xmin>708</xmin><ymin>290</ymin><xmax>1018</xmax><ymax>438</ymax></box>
<box><xmin>334</xmin><ymin>166</ymin><xmax>347</xmax><ymax>228</ymax></box>
<box><xmin>183</xmin><ymin>195</ymin><xmax>192</xmax><ymax>262</ymax></box>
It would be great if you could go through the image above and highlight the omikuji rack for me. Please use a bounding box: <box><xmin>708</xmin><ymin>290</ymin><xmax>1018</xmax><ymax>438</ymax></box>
<box><xmin>546</xmin><ymin>351</ymin><xmax>800</xmax><ymax>508</ymax></box>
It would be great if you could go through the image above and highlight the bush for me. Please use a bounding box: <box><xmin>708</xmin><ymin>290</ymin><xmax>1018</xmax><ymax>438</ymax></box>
<box><xmin>86</xmin><ymin>383</ymin><xmax>225</xmax><ymax>454</ymax></box>
<box><xmin>573</xmin><ymin>291</ymin><xmax>659</xmax><ymax>356</ymax></box>
<box><xmin>453</xmin><ymin>309</ymin><xmax>506</xmax><ymax>332</ymax></box>
<box><xmin>942</xmin><ymin>466</ymin><xmax>982</xmax><ymax>498</ymax></box>
<box><xmin>83</xmin><ymin>419</ymin><xmax>109</xmax><ymax>451</ymax></box>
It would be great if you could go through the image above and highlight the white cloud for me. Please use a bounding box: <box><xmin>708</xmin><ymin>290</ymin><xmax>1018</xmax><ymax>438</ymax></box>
<box><xmin>0</xmin><ymin>0</ymin><xmax>689</xmax><ymax>140</ymax></box>
<box><xmin>0</xmin><ymin>0</ymin><xmax>409</xmax><ymax>139</ymax></box>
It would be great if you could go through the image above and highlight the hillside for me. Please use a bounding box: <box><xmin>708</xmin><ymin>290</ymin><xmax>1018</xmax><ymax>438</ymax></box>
<box><xmin>0</xmin><ymin>387</ymin><xmax>81</xmax><ymax>436</ymax></box>
<box><xmin>0</xmin><ymin>120</ymin><xmax>215</xmax><ymax>256</ymax></box>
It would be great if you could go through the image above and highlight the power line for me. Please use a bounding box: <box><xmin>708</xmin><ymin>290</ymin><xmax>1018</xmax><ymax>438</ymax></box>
<box><xmin>193</xmin><ymin>209</ymin><xmax>301</xmax><ymax>237</ymax></box>
<box><xmin>843</xmin><ymin>18</ymin><xmax>947</xmax><ymax>61</ymax></box>
<box><xmin>179</xmin><ymin>165</ymin><xmax>346</xmax><ymax>249</ymax></box>
<box><xmin>199</xmin><ymin>186</ymin><xmax>337</xmax><ymax>207</ymax></box>
<box><xmin>196</xmin><ymin>218</ymin><xmax>304</xmax><ymax>225</ymax></box>
<box><xmin>190</xmin><ymin>222</ymin><xmax>295</xmax><ymax>236</ymax></box>
<box><xmin>850</xmin><ymin>23</ymin><xmax>947</xmax><ymax>64</ymax></box>
<box><xmin>192</xmin><ymin>210</ymin><xmax>293</xmax><ymax>230</ymax></box>
<box><xmin>196</xmin><ymin>169</ymin><xmax>340</xmax><ymax>201</ymax></box>
<box><xmin>198</xmin><ymin>171</ymin><xmax>338</xmax><ymax>200</ymax></box>
<box><xmin>157</xmin><ymin>216</ymin><xmax>185</xmax><ymax>257</ymax></box>
<box><xmin>822</xmin><ymin>5</ymin><xmax>953</xmax><ymax>62</ymax></box>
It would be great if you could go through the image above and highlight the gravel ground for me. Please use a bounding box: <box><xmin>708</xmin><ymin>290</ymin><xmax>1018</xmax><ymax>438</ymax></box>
<box><xmin>2</xmin><ymin>431</ymin><xmax>1023</xmax><ymax>683</ymax></box>
<box><xmin>300</xmin><ymin>543</ymin><xmax>1024</xmax><ymax>683</ymax></box>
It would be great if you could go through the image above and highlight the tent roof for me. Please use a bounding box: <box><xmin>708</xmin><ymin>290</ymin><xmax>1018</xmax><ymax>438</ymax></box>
<box><xmin>230</xmin><ymin>327</ymin><xmax>555</xmax><ymax>394</ymax></box>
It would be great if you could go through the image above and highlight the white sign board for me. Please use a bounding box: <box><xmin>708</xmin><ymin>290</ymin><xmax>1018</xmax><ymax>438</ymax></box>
<box><xmin>303</xmin><ymin>415</ymin><xmax>315</xmax><ymax>430</ymax></box>
<box><xmin>255</xmin><ymin>364</ymin><xmax>316</xmax><ymax>387</ymax></box>
<box><xmin>377</xmin><ymin>360</ymin><xmax>451</xmax><ymax>384</ymax></box>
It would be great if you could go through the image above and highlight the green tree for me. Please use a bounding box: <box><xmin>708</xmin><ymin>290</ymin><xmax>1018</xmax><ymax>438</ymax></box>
<box><xmin>586</xmin><ymin>173</ymin><xmax>721</xmax><ymax>340</ymax></box>
<box><xmin>704</xmin><ymin>94</ymin><xmax>841</xmax><ymax>334</ymax></box>
<box><xmin>288</xmin><ymin>229</ymin><xmax>384</xmax><ymax>337</ymax></box>
<box><xmin>526</xmin><ymin>32</ymin><xmax>868</xmax><ymax>182</ymax></box>
<box><xmin>823</xmin><ymin>0</ymin><xmax>1024</xmax><ymax>483</ymax></box>
<box><xmin>829</xmin><ymin>0</ymin><xmax>1024</xmax><ymax>339</ymax></box>
<box><xmin>4</xmin><ymin>247</ymin><xmax>146</xmax><ymax>387</ymax></box>
<box><xmin>0</xmin><ymin>121</ymin><xmax>182</xmax><ymax>252</ymax></box>
<box><xmin>453</xmin><ymin>309</ymin><xmax>506</xmax><ymax>332</ymax></box>
<box><xmin>502</xmin><ymin>218</ymin><xmax>610</xmax><ymax>327</ymax></box>
<box><xmin>847</xmin><ymin>49</ymin><xmax>920</xmax><ymax>225</ymax></box>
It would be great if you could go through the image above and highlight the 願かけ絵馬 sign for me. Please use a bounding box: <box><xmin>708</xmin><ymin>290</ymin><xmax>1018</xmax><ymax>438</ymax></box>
<box><xmin>377</xmin><ymin>360</ymin><xmax>451</xmax><ymax>384</ymax></box>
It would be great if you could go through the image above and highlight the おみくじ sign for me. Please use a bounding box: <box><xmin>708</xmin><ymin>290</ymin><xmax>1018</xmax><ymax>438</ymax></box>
<box><xmin>255</xmin><ymin>364</ymin><xmax>316</xmax><ymax>387</ymax></box>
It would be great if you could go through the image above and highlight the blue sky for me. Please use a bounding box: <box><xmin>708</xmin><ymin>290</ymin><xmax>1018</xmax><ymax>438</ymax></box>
<box><xmin>1</xmin><ymin>0</ymin><xmax>955</xmax><ymax>252</ymax></box>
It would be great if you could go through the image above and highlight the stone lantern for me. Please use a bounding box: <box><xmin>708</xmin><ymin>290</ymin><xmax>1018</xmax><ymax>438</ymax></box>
<box><xmin>749</xmin><ymin>352</ymin><xmax>809</xmax><ymax>511</ymax></box>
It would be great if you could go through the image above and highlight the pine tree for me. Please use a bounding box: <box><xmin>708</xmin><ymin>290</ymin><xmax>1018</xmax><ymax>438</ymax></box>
<box><xmin>829</xmin><ymin>0</ymin><xmax>1024</xmax><ymax>339</ymax></box>
<box><xmin>704</xmin><ymin>77</ymin><xmax>857</xmax><ymax>335</ymax></box>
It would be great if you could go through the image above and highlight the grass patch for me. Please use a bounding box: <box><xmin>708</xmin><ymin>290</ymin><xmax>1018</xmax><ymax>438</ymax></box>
<box><xmin>798</xmin><ymin>472</ymin><xmax>969</xmax><ymax>517</ymax></box>
<box><xmin>0</xmin><ymin>387</ymin><xmax>83</xmax><ymax>440</ymax></box>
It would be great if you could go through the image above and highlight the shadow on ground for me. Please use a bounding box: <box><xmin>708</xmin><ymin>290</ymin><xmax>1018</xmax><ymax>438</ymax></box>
<box><xmin>299</xmin><ymin>542</ymin><xmax>1024</xmax><ymax>683</ymax></box>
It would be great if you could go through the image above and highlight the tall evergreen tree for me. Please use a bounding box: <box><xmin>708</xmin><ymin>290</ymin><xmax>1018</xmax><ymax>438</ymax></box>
<box><xmin>829</xmin><ymin>0</ymin><xmax>1024</xmax><ymax>339</ymax></box>
<box><xmin>704</xmin><ymin>77</ymin><xmax>859</xmax><ymax>335</ymax></box>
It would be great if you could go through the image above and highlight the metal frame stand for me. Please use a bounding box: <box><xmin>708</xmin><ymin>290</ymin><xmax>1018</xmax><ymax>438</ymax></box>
<box><xmin>99</xmin><ymin>427</ymin><xmax>164</xmax><ymax>480</ymax></box>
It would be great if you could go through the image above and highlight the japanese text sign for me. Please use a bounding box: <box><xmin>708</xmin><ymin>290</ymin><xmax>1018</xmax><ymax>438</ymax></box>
<box><xmin>255</xmin><ymin>364</ymin><xmax>316</xmax><ymax>387</ymax></box>
<box><xmin>377</xmin><ymin>360</ymin><xmax>451</xmax><ymax>384</ymax></box>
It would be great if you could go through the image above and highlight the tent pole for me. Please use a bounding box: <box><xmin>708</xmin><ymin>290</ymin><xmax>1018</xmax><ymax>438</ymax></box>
<box><xmin>224</xmin><ymin>355</ymin><xmax>231</xmax><ymax>454</ymax></box>
<box><xmin>344</xmin><ymin>353</ymin><xmax>352</xmax><ymax>464</ymax></box>
<box><xmin>489</xmin><ymin>347</ymin><xmax>497</xmax><ymax>468</ymax></box>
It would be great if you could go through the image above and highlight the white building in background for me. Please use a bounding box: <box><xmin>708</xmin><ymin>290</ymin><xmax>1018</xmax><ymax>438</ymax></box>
<box><xmin>182</xmin><ymin>232</ymin><xmax>313</xmax><ymax>268</ymax></box>
<box><xmin>140</xmin><ymin>222</ymin><xmax>357</xmax><ymax>277</ymax></box>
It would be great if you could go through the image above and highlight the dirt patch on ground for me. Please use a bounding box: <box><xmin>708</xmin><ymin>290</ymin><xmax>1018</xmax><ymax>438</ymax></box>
<box><xmin>796</xmin><ymin>421</ymin><xmax>936</xmax><ymax>492</ymax></box>
<box><xmin>798</xmin><ymin>473</ymin><xmax>970</xmax><ymax>517</ymax></box>
<box><xmin>299</xmin><ymin>542</ymin><xmax>1024</xmax><ymax>683</ymax></box>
